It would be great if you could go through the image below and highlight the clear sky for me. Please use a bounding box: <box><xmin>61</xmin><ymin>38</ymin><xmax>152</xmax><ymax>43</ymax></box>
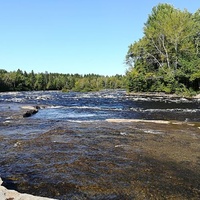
<box><xmin>0</xmin><ymin>0</ymin><xmax>199</xmax><ymax>75</ymax></box>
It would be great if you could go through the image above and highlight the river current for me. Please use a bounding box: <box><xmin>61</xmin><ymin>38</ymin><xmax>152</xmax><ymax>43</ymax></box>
<box><xmin>0</xmin><ymin>90</ymin><xmax>200</xmax><ymax>199</ymax></box>
<box><xmin>0</xmin><ymin>90</ymin><xmax>200</xmax><ymax>122</ymax></box>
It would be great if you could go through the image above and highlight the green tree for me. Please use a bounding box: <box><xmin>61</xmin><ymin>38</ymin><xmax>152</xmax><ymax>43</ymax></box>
<box><xmin>34</xmin><ymin>73</ymin><xmax>46</xmax><ymax>90</ymax></box>
<box><xmin>126</xmin><ymin>3</ymin><xmax>200</xmax><ymax>95</ymax></box>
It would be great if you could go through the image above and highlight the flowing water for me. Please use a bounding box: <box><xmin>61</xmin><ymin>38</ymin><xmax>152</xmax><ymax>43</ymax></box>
<box><xmin>0</xmin><ymin>90</ymin><xmax>200</xmax><ymax>199</ymax></box>
<box><xmin>1</xmin><ymin>90</ymin><xmax>200</xmax><ymax>122</ymax></box>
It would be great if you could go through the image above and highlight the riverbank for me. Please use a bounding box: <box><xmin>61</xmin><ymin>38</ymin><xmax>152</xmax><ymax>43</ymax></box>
<box><xmin>0</xmin><ymin>177</ymin><xmax>56</xmax><ymax>200</ymax></box>
<box><xmin>126</xmin><ymin>91</ymin><xmax>200</xmax><ymax>100</ymax></box>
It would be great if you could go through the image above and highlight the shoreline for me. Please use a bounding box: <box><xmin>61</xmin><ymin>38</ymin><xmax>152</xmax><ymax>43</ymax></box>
<box><xmin>0</xmin><ymin>178</ymin><xmax>56</xmax><ymax>200</ymax></box>
<box><xmin>1</xmin><ymin>89</ymin><xmax>200</xmax><ymax>98</ymax></box>
<box><xmin>126</xmin><ymin>91</ymin><xmax>200</xmax><ymax>99</ymax></box>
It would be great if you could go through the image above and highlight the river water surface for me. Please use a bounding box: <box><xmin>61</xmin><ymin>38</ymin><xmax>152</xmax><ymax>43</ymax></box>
<box><xmin>0</xmin><ymin>90</ymin><xmax>200</xmax><ymax>199</ymax></box>
<box><xmin>1</xmin><ymin>90</ymin><xmax>200</xmax><ymax>122</ymax></box>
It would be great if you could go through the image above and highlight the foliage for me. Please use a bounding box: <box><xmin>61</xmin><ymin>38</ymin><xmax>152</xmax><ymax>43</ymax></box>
<box><xmin>126</xmin><ymin>3</ymin><xmax>200</xmax><ymax>96</ymax></box>
<box><xmin>0</xmin><ymin>70</ymin><xmax>126</xmax><ymax>92</ymax></box>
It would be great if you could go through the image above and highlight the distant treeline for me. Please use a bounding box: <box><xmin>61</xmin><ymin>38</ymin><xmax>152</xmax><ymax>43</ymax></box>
<box><xmin>0</xmin><ymin>69</ymin><xmax>126</xmax><ymax>92</ymax></box>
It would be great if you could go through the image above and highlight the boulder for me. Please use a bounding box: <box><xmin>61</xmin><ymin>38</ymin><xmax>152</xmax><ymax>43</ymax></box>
<box><xmin>22</xmin><ymin>105</ymin><xmax>41</xmax><ymax>118</ymax></box>
<box><xmin>0</xmin><ymin>186</ymin><xmax>6</xmax><ymax>200</ymax></box>
<box><xmin>23</xmin><ymin>109</ymin><xmax>38</xmax><ymax>118</ymax></box>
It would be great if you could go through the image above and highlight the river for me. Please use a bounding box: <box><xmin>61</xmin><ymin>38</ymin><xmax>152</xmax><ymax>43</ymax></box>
<box><xmin>1</xmin><ymin>90</ymin><xmax>200</xmax><ymax>122</ymax></box>
<box><xmin>0</xmin><ymin>90</ymin><xmax>200</xmax><ymax>199</ymax></box>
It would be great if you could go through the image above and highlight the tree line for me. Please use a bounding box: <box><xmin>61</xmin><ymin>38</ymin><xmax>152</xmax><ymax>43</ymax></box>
<box><xmin>126</xmin><ymin>3</ymin><xmax>200</xmax><ymax>96</ymax></box>
<box><xmin>0</xmin><ymin>69</ymin><xmax>126</xmax><ymax>92</ymax></box>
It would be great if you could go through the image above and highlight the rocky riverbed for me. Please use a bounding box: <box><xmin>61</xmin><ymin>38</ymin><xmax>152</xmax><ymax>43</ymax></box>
<box><xmin>0</xmin><ymin>103</ymin><xmax>200</xmax><ymax>199</ymax></box>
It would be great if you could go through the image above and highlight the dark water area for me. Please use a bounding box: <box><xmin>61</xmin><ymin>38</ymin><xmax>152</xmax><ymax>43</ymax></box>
<box><xmin>0</xmin><ymin>90</ymin><xmax>200</xmax><ymax>199</ymax></box>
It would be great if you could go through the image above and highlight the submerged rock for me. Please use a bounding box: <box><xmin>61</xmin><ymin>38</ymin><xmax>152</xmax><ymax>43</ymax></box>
<box><xmin>106</xmin><ymin>118</ymin><xmax>170</xmax><ymax>124</ymax></box>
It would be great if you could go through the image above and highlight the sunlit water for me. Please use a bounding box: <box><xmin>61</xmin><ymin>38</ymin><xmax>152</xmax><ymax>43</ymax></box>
<box><xmin>1</xmin><ymin>90</ymin><xmax>200</xmax><ymax>122</ymax></box>
<box><xmin>0</xmin><ymin>90</ymin><xmax>200</xmax><ymax>199</ymax></box>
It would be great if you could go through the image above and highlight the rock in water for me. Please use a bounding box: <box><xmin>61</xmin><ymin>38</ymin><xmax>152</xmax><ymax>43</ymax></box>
<box><xmin>23</xmin><ymin>109</ymin><xmax>38</xmax><ymax>118</ymax></box>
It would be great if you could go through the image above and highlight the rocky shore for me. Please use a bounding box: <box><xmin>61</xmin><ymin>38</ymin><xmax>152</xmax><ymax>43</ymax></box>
<box><xmin>0</xmin><ymin>178</ymin><xmax>56</xmax><ymax>200</ymax></box>
<box><xmin>127</xmin><ymin>91</ymin><xmax>200</xmax><ymax>100</ymax></box>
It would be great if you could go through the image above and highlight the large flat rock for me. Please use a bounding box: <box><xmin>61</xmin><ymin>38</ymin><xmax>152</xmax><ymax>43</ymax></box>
<box><xmin>0</xmin><ymin>178</ymin><xmax>56</xmax><ymax>200</ymax></box>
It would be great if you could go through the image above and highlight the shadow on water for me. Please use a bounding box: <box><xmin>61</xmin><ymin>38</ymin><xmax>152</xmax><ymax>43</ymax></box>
<box><xmin>2</xmin><ymin>177</ymin><xmax>18</xmax><ymax>191</ymax></box>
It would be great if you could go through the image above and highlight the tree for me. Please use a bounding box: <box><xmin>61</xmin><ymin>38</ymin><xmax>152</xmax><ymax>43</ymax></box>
<box><xmin>0</xmin><ymin>69</ymin><xmax>126</xmax><ymax>92</ymax></box>
<box><xmin>34</xmin><ymin>73</ymin><xmax>46</xmax><ymax>90</ymax></box>
<box><xmin>126</xmin><ymin>3</ymin><xmax>200</xmax><ymax>95</ymax></box>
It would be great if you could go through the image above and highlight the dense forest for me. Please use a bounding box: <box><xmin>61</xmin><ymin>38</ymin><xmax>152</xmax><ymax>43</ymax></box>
<box><xmin>126</xmin><ymin>3</ymin><xmax>200</xmax><ymax>96</ymax></box>
<box><xmin>0</xmin><ymin>69</ymin><xmax>126</xmax><ymax>92</ymax></box>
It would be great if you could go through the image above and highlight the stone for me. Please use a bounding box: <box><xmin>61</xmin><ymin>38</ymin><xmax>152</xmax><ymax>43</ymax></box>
<box><xmin>106</xmin><ymin>118</ymin><xmax>170</xmax><ymax>124</ymax></box>
<box><xmin>23</xmin><ymin>109</ymin><xmax>38</xmax><ymax>118</ymax></box>
<box><xmin>21</xmin><ymin>105</ymin><xmax>41</xmax><ymax>118</ymax></box>
<box><xmin>0</xmin><ymin>186</ymin><xmax>6</xmax><ymax>200</ymax></box>
<box><xmin>0</xmin><ymin>177</ymin><xmax>3</xmax><ymax>185</ymax></box>
<box><xmin>0</xmin><ymin>185</ymin><xmax>56</xmax><ymax>200</ymax></box>
<box><xmin>5</xmin><ymin>188</ymin><xmax>20</xmax><ymax>199</ymax></box>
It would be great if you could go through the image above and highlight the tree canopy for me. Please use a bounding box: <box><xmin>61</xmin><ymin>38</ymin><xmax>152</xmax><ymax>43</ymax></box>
<box><xmin>0</xmin><ymin>69</ymin><xmax>126</xmax><ymax>92</ymax></box>
<box><xmin>126</xmin><ymin>3</ymin><xmax>200</xmax><ymax>96</ymax></box>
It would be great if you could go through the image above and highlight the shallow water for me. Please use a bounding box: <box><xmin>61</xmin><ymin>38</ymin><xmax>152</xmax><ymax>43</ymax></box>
<box><xmin>0</xmin><ymin>90</ymin><xmax>200</xmax><ymax>199</ymax></box>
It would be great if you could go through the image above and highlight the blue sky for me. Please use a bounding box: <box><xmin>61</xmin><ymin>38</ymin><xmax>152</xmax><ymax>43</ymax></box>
<box><xmin>0</xmin><ymin>0</ymin><xmax>199</xmax><ymax>75</ymax></box>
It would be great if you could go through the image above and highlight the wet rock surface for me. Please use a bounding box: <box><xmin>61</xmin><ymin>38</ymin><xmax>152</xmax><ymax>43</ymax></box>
<box><xmin>22</xmin><ymin>106</ymin><xmax>40</xmax><ymax>118</ymax></box>
<box><xmin>0</xmin><ymin>105</ymin><xmax>200</xmax><ymax>199</ymax></box>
